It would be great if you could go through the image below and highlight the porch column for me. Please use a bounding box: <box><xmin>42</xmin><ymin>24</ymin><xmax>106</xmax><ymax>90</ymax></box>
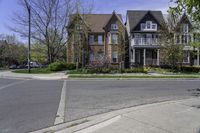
<box><xmin>197</xmin><ymin>49</ymin><xmax>200</xmax><ymax>66</ymax></box>
<box><xmin>143</xmin><ymin>49</ymin><xmax>146</xmax><ymax>66</ymax></box>
<box><xmin>157</xmin><ymin>49</ymin><xmax>160</xmax><ymax>66</ymax></box>
<box><xmin>132</xmin><ymin>48</ymin><xmax>135</xmax><ymax>64</ymax></box>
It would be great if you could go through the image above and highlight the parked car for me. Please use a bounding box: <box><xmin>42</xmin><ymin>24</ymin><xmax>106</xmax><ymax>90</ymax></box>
<box><xmin>9</xmin><ymin>65</ymin><xmax>17</xmax><ymax>69</ymax></box>
<box><xmin>17</xmin><ymin>65</ymin><xmax>26</xmax><ymax>69</ymax></box>
<box><xmin>26</xmin><ymin>61</ymin><xmax>41</xmax><ymax>68</ymax></box>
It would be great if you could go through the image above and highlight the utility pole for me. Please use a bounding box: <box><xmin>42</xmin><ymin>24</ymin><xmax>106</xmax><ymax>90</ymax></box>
<box><xmin>24</xmin><ymin>0</ymin><xmax>31</xmax><ymax>73</ymax></box>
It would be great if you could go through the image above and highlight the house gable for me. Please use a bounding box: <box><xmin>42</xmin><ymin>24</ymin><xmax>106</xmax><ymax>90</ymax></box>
<box><xmin>175</xmin><ymin>13</ymin><xmax>192</xmax><ymax>33</ymax></box>
<box><xmin>67</xmin><ymin>13</ymin><xmax>90</xmax><ymax>32</ymax></box>
<box><xmin>133</xmin><ymin>11</ymin><xmax>161</xmax><ymax>32</ymax></box>
<box><xmin>103</xmin><ymin>11</ymin><xmax>125</xmax><ymax>32</ymax></box>
<box><xmin>126</xmin><ymin>10</ymin><xmax>165</xmax><ymax>33</ymax></box>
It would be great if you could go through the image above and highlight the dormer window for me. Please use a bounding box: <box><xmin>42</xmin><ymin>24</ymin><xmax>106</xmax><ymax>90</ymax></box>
<box><xmin>141</xmin><ymin>21</ymin><xmax>157</xmax><ymax>31</ymax></box>
<box><xmin>111</xmin><ymin>24</ymin><xmax>118</xmax><ymax>30</ymax></box>
<box><xmin>183</xmin><ymin>24</ymin><xmax>188</xmax><ymax>33</ymax></box>
<box><xmin>75</xmin><ymin>24</ymin><xmax>82</xmax><ymax>30</ymax></box>
<box><xmin>146</xmin><ymin>21</ymin><xmax>151</xmax><ymax>29</ymax></box>
<box><xmin>152</xmin><ymin>24</ymin><xmax>157</xmax><ymax>30</ymax></box>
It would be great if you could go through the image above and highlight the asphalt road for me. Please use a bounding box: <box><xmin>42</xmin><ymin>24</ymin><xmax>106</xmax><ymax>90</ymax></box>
<box><xmin>0</xmin><ymin>78</ymin><xmax>63</xmax><ymax>133</ymax></box>
<box><xmin>65</xmin><ymin>79</ymin><xmax>200</xmax><ymax>122</ymax></box>
<box><xmin>1</xmin><ymin>78</ymin><xmax>200</xmax><ymax>133</ymax></box>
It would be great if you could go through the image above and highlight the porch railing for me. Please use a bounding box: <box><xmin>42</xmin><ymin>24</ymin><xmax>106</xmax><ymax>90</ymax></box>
<box><xmin>132</xmin><ymin>38</ymin><xmax>157</xmax><ymax>46</ymax></box>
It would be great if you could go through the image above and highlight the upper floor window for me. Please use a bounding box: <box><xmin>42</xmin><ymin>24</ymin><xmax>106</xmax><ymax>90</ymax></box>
<box><xmin>141</xmin><ymin>24</ymin><xmax>146</xmax><ymax>30</ymax></box>
<box><xmin>183</xmin><ymin>24</ymin><xmax>189</xmax><ymax>33</ymax></box>
<box><xmin>152</xmin><ymin>24</ymin><xmax>157</xmax><ymax>30</ymax></box>
<box><xmin>98</xmin><ymin>35</ymin><xmax>103</xmax><ymax>44</ymax></box>
<box><xmin>89</xmin><ymin>35</ymin><xmax>94</xmax><ymax>45</ymax></box>
<box><xmin>176</xmin><ymin>35</ymin><xmax>180</xmax><ymax>44</ymax></box>
<box><xmin>111</xmin><ymin>33</ymin><xmax>118</xmax><ymax>44</ymax></box>
<box><xmin>74</xmin><ymin>33</ymin><xmax>82</xmax><ymax>42</ymax></box>
<box><xmin>111</xmin><ymin>24</ymin><xmax>118</xmax><ymax>30</ymax></box>
<box><xmin>146</xmin><ymin>21</ymin><xmax>151</xmax><ymax>29</ymax></box>
<box><xmin>141</xmin><ymin>21</ymin><xmax>157</xmax><ymax>31</ymax></box>
<box><xmin>75</xmin><ymin>24</ymin><xmax>82</xmax><ymax>30</ymax></box>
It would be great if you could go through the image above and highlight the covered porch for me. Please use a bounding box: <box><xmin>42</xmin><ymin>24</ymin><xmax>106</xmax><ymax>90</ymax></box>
<box><xmin>130</xmin><ymin>48</ymin><xmax>160</xmax><ymax>67</ymax></box>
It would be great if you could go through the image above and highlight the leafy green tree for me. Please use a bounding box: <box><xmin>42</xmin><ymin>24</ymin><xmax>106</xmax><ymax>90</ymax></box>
<box><xmin>170</xmin><ymin>0</ymin><xmax>200</xmax><ymax>22</ymax></box>
<box><xmin>158</xmin><ymin>13</ymin><xmax>184</xmax><ymax>68</ymax></box>
<box><xmin>31</xmin><ymin>42</ymin><xmax>47</xmax><ymax>64</ymax></box>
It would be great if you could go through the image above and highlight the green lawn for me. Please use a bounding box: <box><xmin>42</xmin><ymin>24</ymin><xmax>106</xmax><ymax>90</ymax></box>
<box><xmin>69</xmin><ymin>74</ymin><xmax>200</xmax><ymax>79</ymax></box>
<box><xmin>13</xmin><ymin>68</ymin><xmax>54</xmax><ymax>74</ymax></box>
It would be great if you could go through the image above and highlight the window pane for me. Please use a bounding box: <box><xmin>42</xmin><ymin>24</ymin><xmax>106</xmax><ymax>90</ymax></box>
<box><xmin>98</xmin><ymin>35</ymin><xmax>103</xmax><ymax>44</ymax></box>
<box><xmin>89</xmin><ymin>35</ymin><xmax>94</xmax><ymax>45</ymax></box>
<box><xmin>112</xmin><ymin>34</ymin><xmax>118</xmax><ymax>44</ymax></box>
<box><xmin>183</xmin><ymin>24</ymin><xmax>188</xmax><ymax>33</ymax></box>
<box><xmin>111</xmin><ymin>24</ymin><xmax>118</xmax><ymax>30</ymax></box>
<box><xmin>112</xmin><ymin>51</ymin><xmax>118</xmax><ymax>62</ymax></box>
<box><xmin>141</xmin><ymin>23</ymin><xmax>146</xmax><ymax>30</ymax></box>
<box><xmin>146</xmin><ymin>21</ymin><xmax>151</xmax><ymax>29</ymax></box>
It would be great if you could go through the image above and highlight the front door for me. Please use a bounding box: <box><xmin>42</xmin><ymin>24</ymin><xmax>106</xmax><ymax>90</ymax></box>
<box><xmin>135</xmin><ymin>50</ymin><xmax>141</xmax><ymax>65</ymax></box>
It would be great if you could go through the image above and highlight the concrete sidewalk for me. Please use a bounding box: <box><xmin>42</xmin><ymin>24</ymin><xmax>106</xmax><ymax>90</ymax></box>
<box><xmin>54</xmin><ymin>98</ymin><xmax>200</xmax><ymax>133</ymax></box>
<box><xmin>93</xmin><ymin>98</ymin><xmax>200</xmax><ymax>133</ymax></box>
<box><xmin>0</xmin><ymin>70</ymin><xmax>68</xmax><ymax>80</ymax></box>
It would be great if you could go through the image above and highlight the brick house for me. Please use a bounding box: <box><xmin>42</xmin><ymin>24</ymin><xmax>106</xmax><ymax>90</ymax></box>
<box><xmin>67</xmin><ymin>11</ymin><xmax>127</xmax><ymax>68</ymax></box>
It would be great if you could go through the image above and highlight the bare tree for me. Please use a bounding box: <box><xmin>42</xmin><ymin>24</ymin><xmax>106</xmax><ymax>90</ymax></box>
<box><xmin>10</xmin><ymin>0</ymin><xmax>75</xmax><ymax>63</ymax></box>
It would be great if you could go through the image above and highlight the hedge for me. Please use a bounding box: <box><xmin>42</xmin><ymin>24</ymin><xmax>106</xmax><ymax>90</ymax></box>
<box><xmin>48</xmin><ymin>62</ymin><xmax>76</xmax><ymax>71</ymax></box>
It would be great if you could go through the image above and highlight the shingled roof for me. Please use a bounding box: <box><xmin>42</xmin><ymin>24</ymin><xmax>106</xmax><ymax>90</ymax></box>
<box><xmin>126</xmin><ymin>10</ymin><xmax>165</xmax><ymax>31</ymax></box>
<box><xmin>69</xmin><ymin>13</ymin><xmax>123</xmax><ymax>33</ymax></box>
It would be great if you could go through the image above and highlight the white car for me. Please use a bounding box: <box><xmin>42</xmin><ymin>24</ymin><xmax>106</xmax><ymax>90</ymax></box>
<box><xmin>26</xmin><ymin>61</ymin><xmax>40</xmax><ymax>68</ymax></box>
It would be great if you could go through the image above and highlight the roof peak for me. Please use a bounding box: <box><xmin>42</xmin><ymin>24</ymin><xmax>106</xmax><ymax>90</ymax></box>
<box><xmin>127</xmin><ymin>10</ymin><xmax>162</xmax><ymax>12</ymax></box>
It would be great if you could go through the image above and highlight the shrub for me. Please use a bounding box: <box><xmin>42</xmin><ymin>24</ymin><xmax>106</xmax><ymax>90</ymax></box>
<box><xmin>66</xmin><ymin>63</ymin><xmax>76</xmax><ymax>70</ymax></box>
<box><xmin>48</xmin><ymin>62</ymin><xmax>66</xmax><ymax>71</ymax></box>
<box><xmin>177</xmin><ymin>66</ymin><xmax>200</xmax><ymax>73</ymax></box>
<box><xmin>123</xmin><ymin>67</ymin><xmax>147</xmax><ymax>73</ymax></box>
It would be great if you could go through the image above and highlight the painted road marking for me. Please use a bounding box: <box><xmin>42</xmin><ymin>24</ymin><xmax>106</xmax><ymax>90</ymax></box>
<box><xmin>54</xmin><ymin>80</ymin><xmax>67</xmax><ymax>125</ymax></box>
<box><xmin>0</xmin><ymin>80</ymin><xmax>27</xmax><ymax>91</ymax></box>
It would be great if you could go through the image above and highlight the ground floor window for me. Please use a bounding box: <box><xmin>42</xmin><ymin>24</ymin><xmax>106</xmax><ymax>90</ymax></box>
<box><xmin>183</xmin><ymin>51</ymin><xmax>190</xmax><ymax>63</ymax></box>
<box><xmin>112</xmin><ymin>51</ymin><xmax>118</xmax><ymax>63</ymax></box>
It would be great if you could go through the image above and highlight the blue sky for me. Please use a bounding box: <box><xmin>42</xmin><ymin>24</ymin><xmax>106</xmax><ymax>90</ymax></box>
<box><xmin>0</xmin><ymin>0</ymin><xmax>171</xmax><ymax>40</ymax></box>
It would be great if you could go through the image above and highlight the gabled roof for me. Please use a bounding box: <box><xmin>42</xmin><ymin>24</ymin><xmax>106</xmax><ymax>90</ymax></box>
<box><xmin>177</xmin><ymin>13</ymin><xmax>192</xmax><ymax>26</ymax></box>
<box><xmin>103</xmin><ymin>11</ymin><xmax>125</xmax><ymax>29</ymax></box>
<box><xmin>68</xmin><ymin>13</ymin><xmax>123</xmax><ymax>33</ymax></box>
<box><xmin>126</xmin><ymin>10</ymin><xmax>165</xmax><ymax>31</ymax></box>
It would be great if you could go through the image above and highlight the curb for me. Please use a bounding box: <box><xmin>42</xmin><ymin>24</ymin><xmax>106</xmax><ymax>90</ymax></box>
<box><xmin>0</xmin><ymin>75</ymin><xmax>68</xmax><ymax>80</ymax></box>
<box><xmin>68</xmin><ymin>78</ymin><xmax>200</xmax><ymax>81</ymax></box>
<box><xmin>30</xmin><ymin>98</ymin><xmax>196</xmax><ymax>133</ymax></box>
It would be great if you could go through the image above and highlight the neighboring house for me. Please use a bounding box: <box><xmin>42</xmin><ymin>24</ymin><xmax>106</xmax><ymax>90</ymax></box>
<box><xmin>67</xmin><ymin>11</ymin><xmax>126</xmax><ymax>68</ymax></box>
<box><xmin>173</xmin><ymin>13</ymin><xmax>200</xmax><ymax>66</ymax></box>
<box><xmin>126</xmin><ymin>10</ymin><xmax>165</xmax><ymax>67</ymax></box>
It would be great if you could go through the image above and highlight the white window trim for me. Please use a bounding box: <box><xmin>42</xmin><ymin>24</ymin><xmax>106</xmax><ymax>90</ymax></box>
<box><xmin>98</xmin><ymin>35</ymin><xmax>103</xmax><ymax>45</ymax></box>
<box><xmin>183</xmin><ymin>24</ymin><xmax>189</xmax><ymax>33</ymax></box>
<box><xmin>111</xmin><ymin>33</ymin><xmax>118</xmax><ymax>44</ymax></box>
<box><xmin>111</xmin><ymin>24</ymin><xmax>118</xmax><ymax>30</ymax></box>
<box><xmin>89</xmin><ymin>35</ymin><xmax>94</xmax><ymax>45</ymax></box>
<box><xmin>112</xmin><ymin>51</ymin><xmax>118</xmax><ymax>63</ymax></box>
<box><xmin>141</xmin><ymin>21</ymin><xmax>157</xmax><ymax>31</ymax></box>
<box><xmin>183</xmin><ymin>51</ymin><xmax>190</xmax><ymax>63</ymax></box>
<box><xmin>75</xmin><ymin>24</ymin><xmax>82</xmax><ymax>30</ymax></box>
